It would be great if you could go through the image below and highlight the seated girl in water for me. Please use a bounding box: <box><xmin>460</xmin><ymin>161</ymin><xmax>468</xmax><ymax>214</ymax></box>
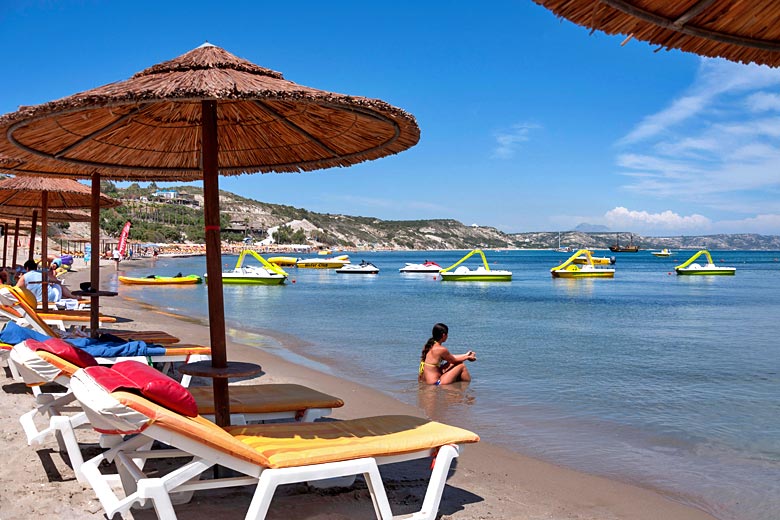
<box><xmin>419</xmin><ymin>323</ymin><xmax>476</xmax><ymax>385</ymax></box>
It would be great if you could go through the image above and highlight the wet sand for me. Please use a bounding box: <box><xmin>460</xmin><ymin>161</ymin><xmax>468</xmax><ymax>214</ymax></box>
<box><xmin>0</xmin><ymin>261</ymin><xmax>719</xmax><ymax>519</ymax></box>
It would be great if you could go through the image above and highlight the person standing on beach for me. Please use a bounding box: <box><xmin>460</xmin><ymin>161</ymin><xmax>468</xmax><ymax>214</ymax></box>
<box><xmin>419</xmin><ymin>323</ymin><xmax>476</xmax><ymax>385</ymax></box>
<box><xmin>112</xmin><ymin>248</ymin><xmax>120</xmax><ymax>270</ymax></box>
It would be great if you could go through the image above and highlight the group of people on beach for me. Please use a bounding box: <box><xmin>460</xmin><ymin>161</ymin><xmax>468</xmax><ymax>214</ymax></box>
<box><xmin>4</xmin><ymin>259</ymin><xmax>76</xmax><ymax>302</ymax></box>
<box><xmin>418</xmin><ymin>322</ymin><xmax>477</xmax><ymax>385</ymax></box>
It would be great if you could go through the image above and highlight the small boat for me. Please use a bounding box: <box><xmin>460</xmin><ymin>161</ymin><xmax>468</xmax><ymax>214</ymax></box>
<box><xmin>267</xmin><ymin>256</ymin><xmax>300</xmax><ymax>266</ymax></box>
<box><xmin>297</xmin><ymin>255</ymin><xmax>350</xmax><ymax>269</ymax></box>
<box><xmin>675</xmin><ymin>250</ymin><xmax>735</xmax><ymax>276</ymax></box>
<box><xmin>609</xmin><ymin>233</ymin><xmax>640</xmax><ymax>253</ymax></box>
<box><xmin>551</xmin><ymin>249</ymin><xmax>615</xmax><ymax>278</ymax></box>
<box><xmin>336</xmin><ymin>260</ymin><xmax>379</xmax><ymax>274</ymax></box>
<box><xmin>572</xmin><ymin>253</ymin><xmax>615</xmax><ymax>265</ymax></box>
<box><xmin>118</xmin><ymin>273</ymin><xmax>203</xmax><ymax>285</ymax></box>
<box><xmin>651</xmin><ymin>249</ymin><xmax>673</xmax><ymax>257</ymax></box>
<box><xmin>439</xmin><ymin>249</ymin><xmax>512</xmax><ymax>282</ymax></box>
<box><xmin>206</xmin><ymin>250</ymin><xmax>288</xmax><ymax>285</ymax></box>
<box><xmin>555</xmin><ymin>232</ymin><xmax>572</xmax><ymax>253</ymax></box>
<box><xmin>399</xmin><ymin>260</ymin><xmax>442</xmax><ymax>273</ymax></box>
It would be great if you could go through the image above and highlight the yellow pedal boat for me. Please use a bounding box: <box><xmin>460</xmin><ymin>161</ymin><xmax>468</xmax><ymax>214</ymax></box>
<box><xmin>206</xmin><ymin>250</ymin><xmax>288</xmax><ymax>285</ymax></box>
<box><xmin>551</xmin><ymin>249</ymin><xmax>615</xmax><ymax>278</ymax></box>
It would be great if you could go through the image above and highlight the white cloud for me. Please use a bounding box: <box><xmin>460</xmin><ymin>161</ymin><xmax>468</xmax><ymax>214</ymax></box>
<box><xmin>491</xmin><ymin>123</ymin><xmax>538</xmax><ymax>159</ymax></box>
<box><xmin>604</xmin><ymin>207</ymin><xmax>711</xmax><ymax>233</ymax></box>
<box><xmin>746</xmin><ymin>92</ymin><xmax>780</xmax><ymax>112</ymax></box>
<box><xmin>613</xmin><ymin>57</ymin><xmax>780</xmax><ymax>220</ymax></box>
<box><xmin>620</xmin><ymin>59</ymin><xmax>780</xmax><ymax>145</ymax></box>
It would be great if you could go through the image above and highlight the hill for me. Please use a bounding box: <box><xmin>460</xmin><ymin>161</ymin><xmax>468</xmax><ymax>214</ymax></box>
<box><xmin>54</xmin><ymin>182</ymin><xmax>780</xmax><ymax>251</ymax></box>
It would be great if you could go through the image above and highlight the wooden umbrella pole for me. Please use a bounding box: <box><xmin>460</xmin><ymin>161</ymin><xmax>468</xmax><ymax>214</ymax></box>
<box><xmin>28</xmin><ymin>210</ymin><xmax>37</xmax><ymax>262</ymax></box>
<box><xmin>90</xmin><ymin>172</ymin><xmax>101</xmax><ymax>337</ymax></box>
<box><xmin>202</xmin><ymin>100</ymin><xmax>230</xmax><ymax>427</ymax></box>
<box><xmin>41</xmin><ymin>191</ymin><xmax>49</xmax><ymax>312</ymax></box>
<box><xmin>12</xmin><ymin>218</ymin><xmax>19</xmax><ymax>269</ymax></box>
<box><xmin>2</xmin><ymin>224</ymin><xmax>7</xmax><ymax>268</ymax></box>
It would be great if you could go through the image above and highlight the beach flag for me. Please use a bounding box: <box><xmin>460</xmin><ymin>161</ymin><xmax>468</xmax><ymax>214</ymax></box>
<box><xmin>118</xmin><ymin>221</ymin><xmax>132</xmax><ymax>256</ymax></box>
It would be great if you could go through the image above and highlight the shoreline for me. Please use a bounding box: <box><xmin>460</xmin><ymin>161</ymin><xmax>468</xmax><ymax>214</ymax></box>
<box><xmin>0</xmin><ymin>261</ymin><xmax>720</xmax><ymax>519</ymax></box>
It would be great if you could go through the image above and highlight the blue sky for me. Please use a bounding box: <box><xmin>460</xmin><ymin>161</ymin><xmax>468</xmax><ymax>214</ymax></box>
<box><xmin>3</xmin><ymin>1</ymin><xmax>780</xmax><ymax>236</ymax></box>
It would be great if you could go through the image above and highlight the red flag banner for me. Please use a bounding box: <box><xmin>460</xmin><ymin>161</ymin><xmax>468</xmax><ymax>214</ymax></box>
<box><xmin>118</xmin><ymin>221</ymin><xmax>132</xmax><ymax>256</ymax></box>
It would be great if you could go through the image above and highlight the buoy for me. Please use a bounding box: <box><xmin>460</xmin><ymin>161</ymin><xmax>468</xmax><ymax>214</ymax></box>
<box><xmin>668</xmin><ymin>272</ymin><xmax>672</xmax><ymax>275</ymax></box>
<box><xmin>433</xmin><ymin>276</ymin><xmax>437</xmax><ymax>280</ymax></box>
<box><xmin>291</xmin><ymin>279</ymin><xmax>296</xmax><ymax>284</ymax></box>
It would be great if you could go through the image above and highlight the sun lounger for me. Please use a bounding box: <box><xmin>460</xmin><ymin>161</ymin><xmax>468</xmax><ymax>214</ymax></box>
<box><xmin>0</xmin><ymin>286</ymin><xmax>118</xmax><ymax>331</ymax></box>
<box><xmin>10</xmin><ymin>339</ymin><xmax>344</xmax><ymax>482</ymax></box>
<box><xmin>70</xmin><ymin>361</ymin><xmax>478</xmax><ymax>520</ymax></box>
<box><xmin>0</xmin><ymin>285</ymin><xmax>180</xmax><ymax>344</ymax></box>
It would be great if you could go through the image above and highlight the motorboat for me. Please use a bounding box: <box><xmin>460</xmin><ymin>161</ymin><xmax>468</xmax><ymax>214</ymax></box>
<box><xmin>296</xmin><ymin>255</ymin><xmax>350</xmax><ymax>269</ymax></box>
<box><xmin>399</xmin><ymin>260</ymin><xmax>442</xmax><ymax>273</ymax></box>
<box><xmin>675</xmin><ymin>250</ymin><xmax>735</xmax><ymax>276</ymax></box>
<box><xmin>439</xmin><ymin>249</ymin><xmax>512</xmax><ymax>282</ymax></box>
<box><xmin>572</xmin><ymin>253</ymin><xmax>615</xmax><ymax>265</ymax></box>
<box><xmin>267</xmin><ymin>256</ymin><xmax>300</xmax><ymax>266</ymax></box>
<box><xmin>206</xmin><ymin>250</ymin><xmax>288</xmax><ymax>285</ymax></box>
<box><xmin>118</xmin><ymin>273</ymin><xmax>202</xmax><ymax>285</ymax></box>
<box><xmin>651</xmin><ymin>249</ymin><xmax>673</xmax><ymax>257</ymax></box>
<box><xmin>551</xmin><ymin>249</ymin><xmax>615</xmax><ymax>278</ymax></box>
<box><xmin>336</xmin><ymin>260</ymin><xmax>379</xmax><ymax>274</ymax></box>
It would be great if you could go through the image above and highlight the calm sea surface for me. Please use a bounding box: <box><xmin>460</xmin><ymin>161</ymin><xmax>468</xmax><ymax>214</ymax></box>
<box><xmin>114</xmin><ymin>250</ymin><xmax>779</xmax><ymax>520</ymax></box>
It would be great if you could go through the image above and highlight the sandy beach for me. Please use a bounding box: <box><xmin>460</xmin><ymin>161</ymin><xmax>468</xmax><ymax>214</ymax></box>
<box><xmin>0</xmin><ymin>261</ymin><xmax>719</xmax><ymax>520</ymax></box>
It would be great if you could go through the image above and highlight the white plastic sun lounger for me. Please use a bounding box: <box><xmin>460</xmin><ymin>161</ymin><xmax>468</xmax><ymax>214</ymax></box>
<box><xmin>10</xmin><ymin>339</ymin><xmax>344</xmax><ymax>482</ymax></box>
<box><xmin>70</xmin><ymin>361</ymin><xmax>479</xmax><ymax>520</ymax></box>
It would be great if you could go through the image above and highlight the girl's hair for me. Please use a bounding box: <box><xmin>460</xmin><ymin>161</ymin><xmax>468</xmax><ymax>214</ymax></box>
<box><xmin>420</xmin><ymin>323</ymin><xmax>448</xmax><ymax>361</ymax></box>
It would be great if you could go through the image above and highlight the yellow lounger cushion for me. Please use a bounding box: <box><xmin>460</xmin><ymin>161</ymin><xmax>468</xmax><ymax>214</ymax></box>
<box><xmin>38</xmin><ymin>312</ymin><xmax>117</xmax><ymax>323</ymax></box>
<box><xmin>189</xmin><ymin>384</ymin><xmax>344</xmax><ymax>414</ymax></box>
<box><xmin>113</xmin><ymin>391</ymin><xmax>479</xmax><ymax>469</ymax></box>
<box><xmin>228</xmin><ymin>415</ymin><xmax>480</xmax><ymax>468</ymax></box>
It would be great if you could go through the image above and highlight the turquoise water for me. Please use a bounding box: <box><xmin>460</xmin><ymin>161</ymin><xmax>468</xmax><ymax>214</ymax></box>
<box><xmin>113</xmin><ymin>250</ymin><xmax>780</xmax><ymax>520</ymax></box>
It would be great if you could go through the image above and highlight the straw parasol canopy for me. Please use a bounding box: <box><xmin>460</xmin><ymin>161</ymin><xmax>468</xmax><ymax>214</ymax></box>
<box><xmin>0</xmin><ymin>43</ymin><xmax>419</xmax><ymax>178</ymax></box>
<box><xmin>0</xmin><ymin>43</ymin><xmax>420</xmax><ymax>426</ymax></box>
<box><xmin>0</xmin><ymin>176</ymin><xmax>118</xmax><ymax>210</ymax></box>
<box><xmin>0</xmin><ymin>176</ymin><xmax>119</xmax><ymax>309</ymax></box>
<box><xmin>533</xmin><ymin>0</ymin><xmax>780</xmax><ymax>67</ymax></box>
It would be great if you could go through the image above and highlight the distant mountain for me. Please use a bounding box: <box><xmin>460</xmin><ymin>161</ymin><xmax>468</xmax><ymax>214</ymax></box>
<box><xmin>575</xmin><ymin>223</ymin><xmax>610</xmax><ymax>232</ymax></box>
<box><xmin>58</xmin><ymin>183</ymin><xmax>780</xmax><ymax>250</ymax></box>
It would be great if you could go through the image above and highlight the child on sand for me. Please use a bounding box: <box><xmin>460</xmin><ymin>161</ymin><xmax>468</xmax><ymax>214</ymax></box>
<box><xmin>419</xmin><ymin>323</ymin><xmax>476</xmax><ymax>385</ymax></box>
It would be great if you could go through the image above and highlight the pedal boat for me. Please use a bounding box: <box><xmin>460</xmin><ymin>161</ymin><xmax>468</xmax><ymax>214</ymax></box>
<box><xmin>336</xmin><ymin>261</ymin><xmax>379</xmax><ymax>274</ymax></box>
<box><xmin>652</xmin><ymin>249</ymin><xmax>673</xmax><ymax>257</ymax></box>
<box><xmin>675</xmin><ymin>250</ymin><xmax>735</xmax><ymax>276</ymax></box>
<box><xmin>205</xmin><ymin>250</ymin><xmax>288</xmax><ymax>285</ymax></box>
<box><xmin>296</xmin><ymin>255</ymin><xmax>350</xmax><ymax>269</ymax></box>
<box><xmin>118</xmin><ymin>274</ymin><xmax>203</xmax><ymax>285</ymax></box>
<box><xmin>439</xmin><ymin>249</ymin><xmax>512</xmax><ymax>282</ymax></box>
<box><xmin>551</xmin><ymin>249</ymin><xmax>615</xmax><ymax>278</ymax></box>
<box><xmin>399</xmin><ymin>261</ymin><xmax>442</xmax><ymax>273</ymax></box>
<box><xmin>572</xmin><ymin>254</ymin><xmax>615</xmax><ymax>265</ymax></box>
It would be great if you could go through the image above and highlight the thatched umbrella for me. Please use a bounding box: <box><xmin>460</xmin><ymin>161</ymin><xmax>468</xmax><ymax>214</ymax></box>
<box><xmin>0</xmin><ymin>43</ymin><xmax>420</xmax><ymax>426</ymax></box>
<box><xmin>0</xmin><ymin>209</ymin><xmax>90</xmax><ymax>269</ymax></box>
<box><xmin>533</xmin><ymin>1</ymin><xmax>780</xmax><ymax>67</ymax></box>
<box><xmin>0</xmin><ymin>176</ymin><xmax>119</xmax><ymax>310</ymax></box>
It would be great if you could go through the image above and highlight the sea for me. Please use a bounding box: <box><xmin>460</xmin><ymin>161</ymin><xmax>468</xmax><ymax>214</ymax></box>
<box><xmin>113</xmin><ymin>249</ymin><xmax>779</xmax><ymax>520</ymax></box>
